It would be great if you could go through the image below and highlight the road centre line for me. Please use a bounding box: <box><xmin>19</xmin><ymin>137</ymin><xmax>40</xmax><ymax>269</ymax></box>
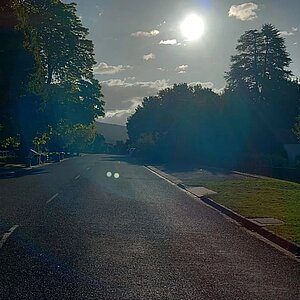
<box><xmin>46</xmin><ymin>193</ymin><xmax>59</xmax><ymax>204</ymax></box>
<box><xmin>0</xmin><ymin>225</ymin><xmax>19</xmax><ymax>249</ymax></box>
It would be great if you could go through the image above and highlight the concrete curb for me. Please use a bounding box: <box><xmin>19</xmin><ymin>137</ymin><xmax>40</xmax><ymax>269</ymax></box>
<box><xmin>0</xmin><ymin>161</ymin><xmax>54</xmax><ymax>178</ymax></box>
<box><xmin>0</xmin><ymin>166</ymin><xmax>36</xmax><ymax>178</ymax></box>
<box><xmin>148</xmin><ymin>165</ymin><xmax>300</xmax><ymax>258</ymax></box>
<box><xmin>0</xmin><ymin>156</ymin><xmax>79</xmax><ymax>178</ymax></box>
<box><xmin>200</xmin><ymin>196</ymin><xmax>300</xmax><ymax>257</ymax></box>
<box><xmin>146</xmin><ymin>165</ymin><xmax>184</xmax><ymax>187</ymax></box>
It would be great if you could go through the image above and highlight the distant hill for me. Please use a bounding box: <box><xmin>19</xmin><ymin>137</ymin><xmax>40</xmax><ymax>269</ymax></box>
<box><xmin>95</xmin><ymin>122</ymin><xmax>128</xmax><ymax>144</ymax></box>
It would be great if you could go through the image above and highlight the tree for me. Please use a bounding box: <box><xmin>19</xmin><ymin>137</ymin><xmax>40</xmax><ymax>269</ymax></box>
<box><xmin>225</xmin><ymin>30</ymin><xmax>262</xmax><ymax>98</ymax></box>
<box><xmin>0</xmin><ymin>0</ymin><xmax>39</xmax><ymax>153</ymax></box>
<box><xmin>225</xmin><ymin>24</ymin><xmax>299</xmax><ymax>159</ymax></box>
<box><xmin>127</xmin><ymin>84</ymin><xmax>223</xmax><ymax>163</ymax></box>
<box><xmin>0</xmin><ymin>0</ymin><xmax>105</xmax><ymax>156</ymax></box>
<box><xmin>260</xmin><ymin>24</ymin><xmax>292</xmax><ymax>83</ymax></box>
<box><xmin>25</xmin><ymin>0</ymin><xmax>95</xmax><ymax>85</ymax></box>
<box><xmin>226</xmin><ymin>24</ymin><xmax>292</xmax><ymax>100</ymax></box>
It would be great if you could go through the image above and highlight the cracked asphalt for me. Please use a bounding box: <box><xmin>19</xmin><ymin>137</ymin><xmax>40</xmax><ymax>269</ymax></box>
<box><xmin>0</xmin><ymin>154</ymin><xmax>299</xmax><ymax>299</ymax></box>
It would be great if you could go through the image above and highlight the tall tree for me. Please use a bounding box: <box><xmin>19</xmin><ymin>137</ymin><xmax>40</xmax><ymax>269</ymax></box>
<box><xmin>0</xmin><ymin>0</ymin><xmax>38</xmax><ymax>150</ymax></box>
<box><xmin>226</xmin><ymin>24</ymin><xmax>292</xmax><ymax>100</ymax></box>
<box><xmin>260</xmin><ymin>24</ymin><xmax>292</xmax><ymax>83</ymax></box>
<box><xmin>0</xmin><ymin>0</ymin><xmax>105</xmax><ymax>154</ymax></box>
<box><xmin>225</xmin><ymin>30</ymin><xmax>262</xmax><ymax>98</ymax></box>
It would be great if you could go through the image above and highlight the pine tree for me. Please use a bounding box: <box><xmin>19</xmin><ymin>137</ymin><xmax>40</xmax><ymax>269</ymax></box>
<box><xmin>226</xmin><ymin>24</ymin><xmax>292</xmax><ymax>100</ymax></box>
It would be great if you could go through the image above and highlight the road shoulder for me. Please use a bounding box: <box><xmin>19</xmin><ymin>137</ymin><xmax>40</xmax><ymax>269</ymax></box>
<box><xmin>146</xmin><ymin>165</ymin><xmax>300</xmax><ymax>259</ymax></box>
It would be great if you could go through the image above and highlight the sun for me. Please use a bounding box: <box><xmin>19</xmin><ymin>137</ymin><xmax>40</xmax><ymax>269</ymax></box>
<box><xmin>180</xmin><ymin>14</ymin><xmax>205</xmax><ymax>41</ymax></box>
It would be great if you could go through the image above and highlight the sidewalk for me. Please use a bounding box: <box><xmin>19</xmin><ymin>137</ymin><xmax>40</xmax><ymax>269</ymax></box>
<box><xmin>0</xmin><ymin>161</ymin><xmax>48</xmax><ymax>178</ymax></box>
<box><xmin>0</xmin><ymin>162</ymin><xmax>27</xmax><ymax>176</ymax></box>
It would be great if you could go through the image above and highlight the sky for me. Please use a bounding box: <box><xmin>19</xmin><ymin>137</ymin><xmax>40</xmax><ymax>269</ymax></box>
<box><xmin>64</xmin><ymin>0</ymin><xmax>300</xmax><ymax>125</ymax></box>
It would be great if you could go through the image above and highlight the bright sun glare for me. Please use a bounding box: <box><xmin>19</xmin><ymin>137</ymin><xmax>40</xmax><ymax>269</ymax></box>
<box><xmin>180</xmin><ymin>14</ymin><xmax>205</xmax><ymax>41</ymax></box>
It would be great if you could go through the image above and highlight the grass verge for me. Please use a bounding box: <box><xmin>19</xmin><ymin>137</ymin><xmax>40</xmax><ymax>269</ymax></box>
<box><xmin>181</xmin><ymin>175</ymin><xmax>300</xmax><ymax>245</ymax></box>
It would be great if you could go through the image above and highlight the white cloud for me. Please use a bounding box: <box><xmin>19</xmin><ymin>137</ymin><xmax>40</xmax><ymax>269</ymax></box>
<box><xmin>157</xmin><ymin>67</ymin><xmax>166</xmax><ymax>72</ymax></box>
<box><xmin>101</xmin><ymin>79</ymin><xmax>169</xmax><ymax>90</ymax></box>
<box><xmin>131</xmin><ymin>30</ymin><xmax>159</xmax><ymax>37</ymax></box>
<box><xmin>159</xmin><ymin>39</ymin><xmax>177</xmax><ymax>45</ymax></box>
<box><xmin>104</xmin><ymin>97</ymin><xmax>143</xmax><ymax>120</ymax></box>
<box><xmin>229</xmin><ymin>3</ymin><xmax>259</xmax><ymax>21</ymax></box>
<box><xmin>105</xmin><ymin>109</ymin><xmax>133</xmax><ymax>119</ymax></box>
<box><xmin>292</xmin><ymin>27</ymin><xmax>298</xmax><ymax>32</ymax></box>
<box><xmin>189</xmin><ymin>81</ymin><xmax>225</xmax><ymax>94</ymax></box>
<box><xmin>189</xmin><ymin>81</ymin><xmax>214</xmax><ymax>89</ymax></box>
<box><xmin>125</xmin><ymin>77</ymin><xmax>136</xmax><ymax>81</ymax></box>
<box><xmin>176</xmin><ymin>65</ymin><xmax>189</xmax><ymax>74</ymax></box>
<box><xmin>101</xmin><ymin>79</ymin><xmax>127</xmax><ymax>87</ymax></box>
<box><xmin>279</xmin><ymin>31</ymin><xmax>295</xmax><ymax>37</ymax></box>
<box><xmin>213</xmin><ymin>87</ymin><xmax>226</xmax><ymax>95</ymax></box>
<box><xmin>99</xmin><ymin>78</ymin><xmax>170</xmax><ymax>124</ymax></box>
<box><xmin>93</xmin><ymin>62</ymin><xmax>133</xmax><ymax>75</ymax></box>
<box><xmin>143</xmin><ymin>53</ymin><xmax>156</xmax><ymax>61</ymax></box>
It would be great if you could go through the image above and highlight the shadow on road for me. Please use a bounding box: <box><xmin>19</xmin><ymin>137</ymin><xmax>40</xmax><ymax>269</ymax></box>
<box><xmin>0</xmin><ymin>168</ymin><xmax>48</xmax><ymax>179</ymax></box>
<box><xmin>95</xmin><ymin>155</ymin><xmax>143</xmax><ymax>166</ymax></box>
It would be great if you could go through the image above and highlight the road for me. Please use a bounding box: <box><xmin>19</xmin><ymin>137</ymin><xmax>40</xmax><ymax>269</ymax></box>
<box><xmin>0</xmin><ymin>154</ymin><xmax>299</xmax><ymax>299</ymax></box>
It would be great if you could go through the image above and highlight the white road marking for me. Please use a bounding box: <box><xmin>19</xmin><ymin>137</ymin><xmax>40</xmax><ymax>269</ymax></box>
<box><xmin>0</xmin><ymin>225</ymin><xmax>19</xmax><ymax>249</ymax></box>
<box><xmin>46</xmin><ymin>193</ymin><xmax>59</xmax><ymax>204</ymax></box>
<box><xmin>75</xmin><ymin>175</ymin><xmax>81</xmax><ymax>180</ymax></box>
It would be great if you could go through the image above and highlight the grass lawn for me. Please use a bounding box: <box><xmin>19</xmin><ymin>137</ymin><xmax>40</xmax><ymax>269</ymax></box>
<box><xmin>206</xmin><ymin>178</ymin><xmax>300</xmax><ymax>244</ymax></box>
<box><xmin>175</xmin><ymin>172</ymin><xmax>300</xmax><ymax>245</ymax></box>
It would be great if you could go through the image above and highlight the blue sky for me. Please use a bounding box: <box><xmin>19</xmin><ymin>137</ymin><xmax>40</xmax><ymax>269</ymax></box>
<box><xmin>64</xmin><ymin>1</ymin><xmax>300</xmax><ymax>125</ymax></box>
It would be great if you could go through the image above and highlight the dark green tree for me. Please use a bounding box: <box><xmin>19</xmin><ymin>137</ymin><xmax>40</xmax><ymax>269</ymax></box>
<box><xmin>226</xmin><ymin>24</ymin><xmax>292</xmax><ymax>100</ymax></box>
<box><xmin>260</xmin><ymin>24</ymin><xmax>292</xmax><ymax>84</ymax></box>
<box><xmin>225</xmin><ymin>24</ymin><xmax>299</xmax><ymax>159</ymax></box>
<box><xmin>0</xmin><ymin>0</ymin><xmax>39</xmax><ymax>152</ymax></box>
<box><xmin>0</xmin><ymin>0</ymin><xmax>105</xmax><ymax>156</ymax></box>
<box><xmin>127</xmin><ymin>84</ymin><xmax>223</xmax><ymax>163</ymax></box>
<box><xmin>225</xmin><ymin>30</ymin><xmax>262</xmax><ymax>98</ymax></box>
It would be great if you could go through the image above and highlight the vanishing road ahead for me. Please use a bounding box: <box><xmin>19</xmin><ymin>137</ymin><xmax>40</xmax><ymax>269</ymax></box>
<box><xmin>0</xmin><ymin>155</ymin><xmax>299</xmax><ymax>299</ymax></box>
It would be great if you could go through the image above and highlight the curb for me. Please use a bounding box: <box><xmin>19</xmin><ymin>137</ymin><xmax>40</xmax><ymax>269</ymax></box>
<box><xmin>0</xmin><ymin>166</ymin><xmax>35</xmax><ymax>178</ymax></box>
<box><xmin>0</xmin><ymin>156</ymin><xmax>78</xmax><ymax>178</ymax></box>
<box><xmin>0</xmin><ymin>162</ymin><xmax>51</xmax><ymax>178</ymax></box>
<box><xmin>147</xmin><ymin>165</ymin><xmax>300</xmax><ymax>258</ymax></box>
<box><xmin>146</xmin><ymin>165</ymin><xmax>184</xmax><ymax>187</ymax></box>
<box><xmin>200</xmin><ymin>196</ymin><xmax>300</xmax><ymax>257</ymax></box>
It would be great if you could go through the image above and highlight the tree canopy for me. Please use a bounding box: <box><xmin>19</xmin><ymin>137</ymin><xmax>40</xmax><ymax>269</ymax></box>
<box><xmin>226</xmin><ymin>24</ymin><xmax>292</xmax><ymax>100</ymax></box>
<box><xmin>0</xmin><ymin>0</ymin><xmax>105</xmax><ymax>155</ymax></box>
<box><xmin>127</xmin><ymin>24</ymin><xmax>300</xmax><ymax>171</ymax></box>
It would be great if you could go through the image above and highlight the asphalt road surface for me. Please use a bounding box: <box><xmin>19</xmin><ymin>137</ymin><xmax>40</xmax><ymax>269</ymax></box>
<box><xmin>0</xmin><ymin>154</ymin><xmax>299</xmax><ymax>299</ymax></box>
